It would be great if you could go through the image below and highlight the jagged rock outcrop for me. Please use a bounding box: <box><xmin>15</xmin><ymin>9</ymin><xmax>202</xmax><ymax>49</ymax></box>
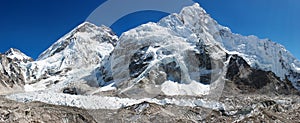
<box><xmin>0</xmin><ymin>54</ymin><xmax>24</xmax><ymax>94</ymax></box>
<box><xmin>0</xmin><ymin>48</ymin><xmax>33</xmax><ymax>95</ymax></box>
<box><xmin>225</xmin><ymin>54</ymin><xmax>300</xmax><ymax>95</ymax></box>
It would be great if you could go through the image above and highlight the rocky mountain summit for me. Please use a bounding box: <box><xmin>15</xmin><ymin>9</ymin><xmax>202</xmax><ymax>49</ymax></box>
<box><xmin>0</xmin><ymin>48</ymin><xmax>33</xmax><ymax>95</ymax></box>
<box><xmin>1</xmin><ymin>3</ymin><xmax>300</xmax><ymax>123</ymax></box>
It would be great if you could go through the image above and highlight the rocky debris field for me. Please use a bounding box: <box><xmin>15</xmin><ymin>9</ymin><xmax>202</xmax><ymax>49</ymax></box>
<box><xmin>1</xmin><ymin>93</ymin><xmax>299</xmax><ymax>123</ymax></box>
<box><xmin>87</xmin><ymin>94</ymin><xmax>300</xmax><ymax>123</ymax></box>
<box><xmin>0</xmin><ymin>96</ymin><xmax>96</xmax><ymax>123</ymax></box>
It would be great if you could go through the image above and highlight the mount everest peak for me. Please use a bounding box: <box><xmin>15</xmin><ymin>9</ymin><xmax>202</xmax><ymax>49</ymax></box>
<box><xmin>1</xmin><ymin>3</ymin><xmax>300</xmax><ymax>122</ymax></box>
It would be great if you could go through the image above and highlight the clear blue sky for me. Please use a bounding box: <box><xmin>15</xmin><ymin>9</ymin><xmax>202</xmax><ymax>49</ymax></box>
<box><xmin>0</xmin><ymin>0</ymin><xmax>299</xmax><ymax>60</ymax></box>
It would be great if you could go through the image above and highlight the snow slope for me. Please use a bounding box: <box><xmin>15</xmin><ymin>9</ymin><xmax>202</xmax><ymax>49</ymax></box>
<box><xmin>24</xmin><ymin>22</ymin><xmax>118</xmax><ymax>92</ymax></box>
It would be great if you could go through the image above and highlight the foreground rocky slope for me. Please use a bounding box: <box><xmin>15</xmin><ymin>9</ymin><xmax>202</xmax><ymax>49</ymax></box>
<box><xmin>97</xmin><ymin>94</ymin><xmax>300</xmax><ymax>122</ymax></box>
<box><xmin>2</xmin><ymin>93</ymin><xmax>299</xmax><ymax>122</ymax></box>
<box><xmin>0</xmin><ymin>96</ymin><xmax>96</xmax><ymax>123</ymax></box>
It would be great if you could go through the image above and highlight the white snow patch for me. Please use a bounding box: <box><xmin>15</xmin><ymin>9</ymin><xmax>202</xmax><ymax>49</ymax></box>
<box><xmin>161</xmin><ymin>80</ymin><xmax>210</xmax><ymax>96</ymax></box>
<box><xmin>292</xmin><ymin>63</ymin><xmax>300</xmax><ymax>72</ymax></box>
<box><xmin>6</xmin><ymin>92</ymin><xmax>224</xmax><ymax>110</ymax></box>
<box><xmin>91</xmin><ymin>83</ymin><xmax>117</xmax><ymax>94</ymax></box>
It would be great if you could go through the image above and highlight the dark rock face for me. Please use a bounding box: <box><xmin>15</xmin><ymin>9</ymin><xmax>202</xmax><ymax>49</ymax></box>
<box><xmin>226</xmin><ymin>54</ymin><xmax>251</xmax><ymax>81</ymax></box>
<box><xmin>287</xmin><ymin>69</ymin><xmax>300</xmax><ymax>89</ymax></box>
<box><xmin>63</xmin><ymin>87</ymin><xmax>78</xmax><ymax>95</ymax></box>
<box><xmin>192</xmin><ymin>41</ymin><xmax>221</xmax><ymax>85</ymax></box>
<box><xmin>195</xmin><ymin>42</ymin><xmax>212</xmax><ymax>70</ymax></box>
<box><xmin>158</xmin><ymin>61</ymin><xmax>181</xmax><ymax>83</ymax></box>
<box><xmin>0</xmin><ymin>54</ymin><xmax>26</xmax><ymax>94</ymax></box>
<box><xmin>129</xmin><ymin>46</ymin><xmax>154</xmax><ymax>78</ymax></box>
<box><xmin>225</xmin><ymin>54</ymin><xmax>299</xmax><ymax>95</ymax></box>
<box><xmin>98</xmin><ymin>65</ymin><xmax>113</xmax><ymax>86</ymax></box>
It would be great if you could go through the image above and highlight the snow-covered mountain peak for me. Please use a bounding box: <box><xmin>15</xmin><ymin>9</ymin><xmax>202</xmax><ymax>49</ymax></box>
<box><xmin>5</xmin><ymin>48</ymin><xmax>33</xmax><ymax>63</ymax></box>
<box><xmin>37</xmin><ymin>22</ymin><xmax>118</xmax><ymax>61</ymax></box>
<box><xmin>77</xmin><ymin>21</ymin><xmax>98</xmax><ymax>29</ymax></box>
<box><xmin>158</xmin><ymin>3</ymin><xmax>300</xmax><ymax>89</ymax></box>
<box><xmin>181</xmin><ymin>3</ymin><xmax>207</xmax><ymax>16</ymax></box>
<box><xmin>23</xmin><ymin>22</ymin><xmax>118</xmax><ymax>92</ymax></box>
<box><xmin>179</xmin><ymin>3</ymin><xmax>225</xmax><ymax>35</ymax></box>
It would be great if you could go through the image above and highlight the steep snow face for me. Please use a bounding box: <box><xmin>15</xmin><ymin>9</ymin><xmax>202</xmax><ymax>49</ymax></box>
<box><xmin>158</xmin><ymin>3</ymin><xmax>300</xmax><ymax>89</ymax></box>
<box><xmin>24</xmin><ymin>22</ymin><xmax>118</xmax><ymax>92</ymax></box>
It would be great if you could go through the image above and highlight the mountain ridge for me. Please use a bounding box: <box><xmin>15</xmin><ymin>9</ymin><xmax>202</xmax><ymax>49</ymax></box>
<box><xmin>0</xmin><ymin>2</ymin><xmax>299</xmax><ymax>107</ymax></box>
<box><xmin>0</xmin><ymin>3</ymin><xmax>299</xmax><ymax>95</ymax></box>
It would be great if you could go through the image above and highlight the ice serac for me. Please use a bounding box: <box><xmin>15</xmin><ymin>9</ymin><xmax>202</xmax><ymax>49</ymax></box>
<box><xmin>24</xmin><ymin>22</ymin><xmax>118</xmax><ymax>92</ymax></box>
<box><xmin>158</xmin><ymin>3</ymin><xmax>300</xmax><ymax>90</ymax></box>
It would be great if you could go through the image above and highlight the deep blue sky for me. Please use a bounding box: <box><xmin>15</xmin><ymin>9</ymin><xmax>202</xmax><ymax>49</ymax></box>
<box><xmin>0</xmin><ymin>0</ymin><xmax>299</xmax><ymax>60</ymax></box>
